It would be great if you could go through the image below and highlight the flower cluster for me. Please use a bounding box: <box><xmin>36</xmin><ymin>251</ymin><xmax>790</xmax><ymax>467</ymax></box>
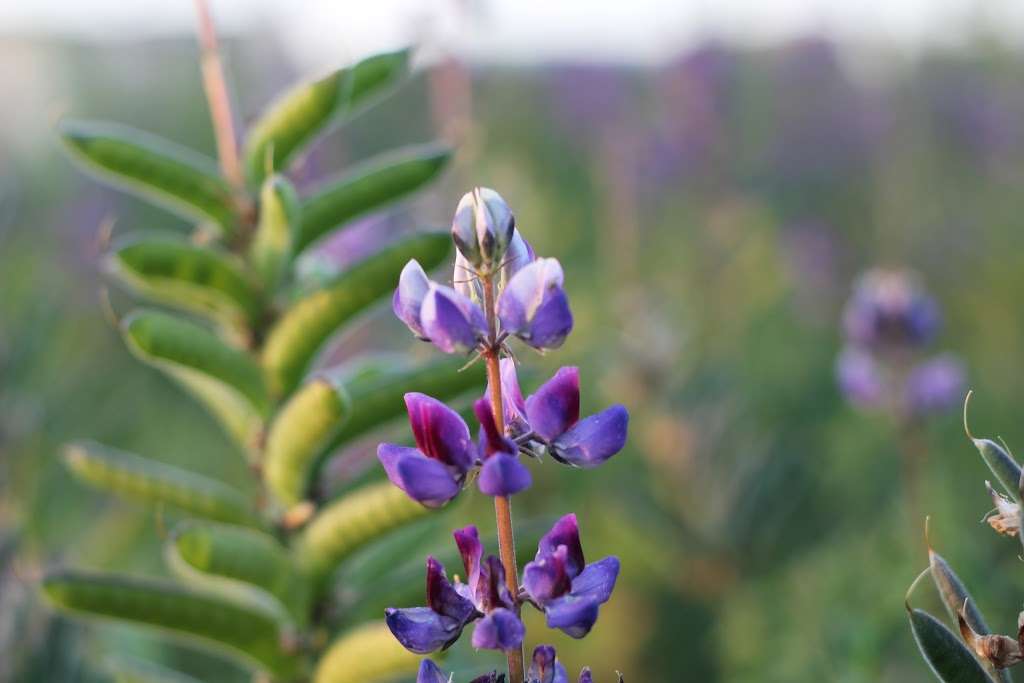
<box><xmin>378</xmin><ymin>188</ymin><xmax>629</xmax><ymax>681</ymax></box>
<box><xmin>836</xmin><ymin>269</ymin><xmax>965</xmax><ymax>419</ymax></box>
<box><xmin>416</xmin><ymin>644</ymin><xmax>624</xmax><ymax>682</ymax></box>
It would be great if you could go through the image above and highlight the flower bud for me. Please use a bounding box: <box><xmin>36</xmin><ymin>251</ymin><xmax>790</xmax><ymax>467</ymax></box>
<box><xmin>451</xmin><ymin>187</ymin><xmax>516</xmax><ymax>271</ymax></box>
<box><xmin>392</xmin><ymin>259</ymin><xmax>431</xmax><ymax>339</ymax></box>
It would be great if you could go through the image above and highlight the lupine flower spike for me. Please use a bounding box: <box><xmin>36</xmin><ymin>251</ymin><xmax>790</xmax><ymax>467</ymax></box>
<box><xmin>382</xmin><ymin>188</ymin><xmax>630</xmax><ymax>682</ymax></box>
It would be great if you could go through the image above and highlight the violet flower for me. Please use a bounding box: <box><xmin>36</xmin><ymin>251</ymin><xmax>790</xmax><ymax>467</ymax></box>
<box><xmin>841</xmin><ymin>269</ymin><xmax>940</xmax><ymax>350</ymax></box>
<box><xmin>835</xmin><ymin>347</ymin><xmax>884</xmax><ymax>409</ymax></box>
<box><xmin>522</xmin><ymin>514</ymin><xmax>619</xmax><ymax>638</ymax></box>
<box><xmin>475</xmin><ymin>398</ymin><xmax>532</xmax><ymax>497</ymax></box>
<box><xmin>377</xmin><ymin>393</ymin><xmax>476</xmax><ymax>507</ymax></box>
<box><xmin>386</xmin><ymin>526</ymin><xmax>525</xmax><ymax>654</ymax></box>
<box><xmin>493</xmin><ymin>360</ymin><xmax>628</xmax><ymax>468</ymax></box>
<box><xmin>497</xmin><ymin>258</ymin><xmax>574</xmax><ymax>351</ymax></box>
<box><xmin>904</xmin><ymin>354</ymin><xmax>966</xmax><ymax>417</ymax></box>
<box><xmin>418</xmin><ymin>660</ymin><xmax>506</xmax><ymax>683</ymax></box>
<box><xmin>526</xmin><ymin>645</ymin><xmax>623</xmax><ymax>683</ymax></box>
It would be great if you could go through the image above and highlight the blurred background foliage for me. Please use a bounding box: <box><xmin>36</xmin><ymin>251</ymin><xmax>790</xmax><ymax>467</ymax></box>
<box><xmin>3</xmin><ymin>21</ymin><xmax>1024</xmax><ymax>683</ymax></box>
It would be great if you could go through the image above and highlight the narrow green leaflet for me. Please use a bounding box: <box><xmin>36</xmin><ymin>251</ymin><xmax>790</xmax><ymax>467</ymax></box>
<box><xmin>312</xmin><ymin>622</ymin><xmax>421</xmax><ymax>683</ymax></box>
<box><xmin>971</xmin><ymin>438</ymin><xmax>1022</xmax><ymax>502</ymax></box>
<box><xmin>41</xmin><ymin>570</ymin><xmax>301</xmax><ymax>678</ymax></box>
<box><xmin>296</xmin><ymin>143</ymin><xmax>453</xmax><ymax>252</ymax></box>
<box><xmin>121</xmin><ymin>310</ymin><xmax>269</xmax><ymax>451</ymax></box>
<box><xmin>930</xmin><ymin>550</ymin><xmax>1012</xmax><ymax>682</ymax></box>
<box><xmin>297</xmin><ymin>481</ymin><xmax>431</xmax><ymax>585</ymax></box>
<box><xmin>264</xmin><ymin>377</ymin><xmax>351</xmax><ymax>508</ymax></box>
<box><xmin>908</xmin><ymin>607</ymin><xmax>994</xmax><ymax>683</ymax></box>
<box><xmin>261</xmin><ymin>232</ymin><xmax>450</xmax><ymax>397</ymax></box>
<box><xmin>250</xmin><ymin>174</ymin><xmax>299</xmax><ymax>292</ymax></box>
<box><xmin>107</xmin><ymin>237</ymin><xmax>258</xmax><ymax>331</ymax></box>
<box><xmin>168</xmin><ymin>520</ymin><xmax>309</xmax><ymax>625</ymax></box>
<box><xmin>243</xmin><ymin>49</ymin><xmax>410</xmax><ymax>186</ymax></box>
<box><xmin>62</xmin><ymin>441</ymin><xmax>257</xmax><ymax>526</ymax></box>
<box><xmin>58</xmin><ymin>120</ymin><xmax>236</xmax><ymax>233</ymax></box>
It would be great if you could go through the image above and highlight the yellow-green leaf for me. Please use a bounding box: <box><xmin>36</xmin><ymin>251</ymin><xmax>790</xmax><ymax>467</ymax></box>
<box><xmin>313</xmin><ymin>622</ymin><xmax>421</xmax><ymax>683</ymax></box>
<box><xmin>250</xmin><ymin>174</ymin><xmax>300</xmax><ymax>292</ymax></box>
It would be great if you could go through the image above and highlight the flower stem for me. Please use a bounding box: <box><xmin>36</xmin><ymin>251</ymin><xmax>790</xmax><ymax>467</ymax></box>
<box><xmin>482</xmin><ymin>275</ymin><xmax>526</xmax><ymax>683</ymax></box>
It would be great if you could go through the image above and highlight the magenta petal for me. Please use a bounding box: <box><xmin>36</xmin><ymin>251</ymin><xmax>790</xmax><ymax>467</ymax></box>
<box><xmin>393</xmin><ymin>259</ymin><xmax>432</xmax><ymax>338</ymax></box>
<box><xmin>404</xmin><ymin>393</ymin><xmax>476</xmax><ymax>473</ymax></box>
<box><xmin>385</xmin><ymin>606</ymin><xmax>464</xmax><ymax>654</ymax></box>
<box><xmin>421</xmin><ymin>284</ymin><xmax>487</xmax><ymax>354</ymax></box>
<box><xmin>453</xmin><ymin>525</ymin><xmax>483</xmax><ymax>597</ymax></box>
<box><xmin>536</xmin><ymin>514</ymin><xmax>585</xmax><ymax>577</ymax></box>
<box><xmin>426</xmin><ymin>556</ymin><xmax>478</xmax><ymax>624</ymax></box>
<box><xmin>522</xmin><ymin>545</ymin><xmax>572</xmax><ymax>605</ymax></box>
<box><xmin>525</xmin><ymin>367</ymin><xmax>581</xmax><ymax>442</ymax></box>
<box><xmin>470</xmin><ymin>608</ymin><xmax>525</xmax><ymax>651</ymax></box>
<box><xmin>474</xmin><ymin>398</ymin><xmax>518</xmax><ymax>457</ymax></box>
<box><xmin>377</xmin><ymin>444</ymin><xmax>460</xmax><ymax>508</ymax></box>
<box><xmin>478</xmin><ymin>452</ymin><xmax>532</xmax><ymax>497</ymax></box>
<box><xmin>551</xmin><ymin>405</ymin><xmax>628</xmax><ymax>468</ymax></box>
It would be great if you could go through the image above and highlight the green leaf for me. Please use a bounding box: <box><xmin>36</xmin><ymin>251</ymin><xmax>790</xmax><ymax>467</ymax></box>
<box><xmin>243</xmin><ymin>49</ymin><xmax>411</xmax><ymax>186</ymax></box>
<box><xmin>930</xmin><ymin>549</ymin><xmax>1012</xmax><ymax>683</ymax></box>
<box><xmin>250</xmin><ymin>174</ymin><xmax>299</xmax><ymax>292</ymax></box>
<box><xmin>107</xmin><ymin>236</ymin><xmax>258</xmax><ymax>330</ymax></box>
<box><xmin>105</xmin><ymin>656</ymin><xmax>205</xmax><ymax>683</ymax></box>
<box><xmin>62</xmin><ymin>441</ymin><xmax>257</xmax><ymax>526</ymax></box>
<box><xmin>58</xmin><ymin>120</ymin><xmax>236</xmax><ymax>233</ymax></box>
<box><xmin>264</xmin><ymin>377</ymin><xmax>351</xmax><ymax>508</ymax></box>
<box><xmin>297</xmin><ymin>481</ymin><xmax>431</xmax><ymax>585</ymax></box>
<box><xmin>296</xmin><ymin>143</ymin><xmax>453</xmax><ymax>252</ymax></box>
<box><xmin>121</xmin><ymin>310</ymin><xmax>268</xmax><ymax>451</ymax></box>
<box><xmin>312</xmin><ymin>622</ymin><xmax>421</xmax><ymax>683</ymax></box>
<box><xmin>41</xmin><ymin>570</ymin><xmax>302</xmax><ymax>678</ymax></box>
<box><xmin>261</xmin><ymin>232</ymin><xmax>451</xmax><ymax>397</ymax></box>
<box><xmin>908</xmin><ymin>607</ymin><xmax>994</xmax><ymax>683</ymax></box>
<box><xmin>971</xmin><ymin>438</ymin><xmax>1022</xmax><ymax>502</ymax></box>
<box><xmin>168</xmin><ymin>520</ymin><xmax>309</xmax><ymax>625</ymax></box>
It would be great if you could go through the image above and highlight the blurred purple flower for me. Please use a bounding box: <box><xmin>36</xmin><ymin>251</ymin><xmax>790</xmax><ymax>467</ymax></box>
<box><xmin>841</xmin><ymin>269</ymin><xmax>940</xmax><ymax>350</ymax></box>
<box><xmin>547</xmin><ymin>64</ymin><xmax>629</xmax><ymax>136</ymax></box>
<box><xmin>491</xmin><ymin>361</ymin><xmax>628</xmax><ymax>468</ymax></box>
<box><xmin>836</xmin><ymin>347</ymin><xmax>884</xmax><ymax>409</ymax></box>
<box><xmin>522</xmin><ymin>514</ymin><xmax>620</xmax><ymax>638</ymax></box>
<box><xmin>525</xmin><ymin>644</ymin><xmax>623</xmax><ymax>682</ymax></box>
<box><xmin>904</xmin><ymin>354</ymin><xmax>966</xmax><ymax>416</ymax></box>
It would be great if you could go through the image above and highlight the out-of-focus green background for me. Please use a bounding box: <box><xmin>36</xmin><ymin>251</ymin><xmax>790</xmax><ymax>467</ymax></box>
<box><xmin>4</xmin><ymin>8</ymin><xmax>1024</xmax><ymax>682</ymax></box>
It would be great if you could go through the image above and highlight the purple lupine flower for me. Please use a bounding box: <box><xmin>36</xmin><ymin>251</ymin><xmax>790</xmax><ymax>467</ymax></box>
<box><xmin>421</xmin><ymin>284</ymin><xmax>489</xmax><ymax>354</ymax></box>
<box><xmin>904</xmin><ymin>354</ymin><xmax>966</xmax><ymax>416</ymax></box>
<box><xmin>393</xmin><ymin>260</ymin><xmax>432</xmax><ymax>339</ymax></box>
<box><xmin>377</xmin><ymin>393</ymin><xmax>476</xmax><ymax>507</ymax></box>
<box><xmin>529</xmin><ymin>645</ymin><xmax>569</xmax><ymax>683</ymax></box>
<box><xmin>474</xmin><ymin>398</ymin><xmax>532</xmax><ymax>497</ymax></box>
<box><xmin>492</xmin><ymin>361</ymin><xmax>628</xmax><ymax>468</ymax></box>
<box><xmin>387</xmin><ymin>526</ymin><xmax>525</xmax><ymax>653</ymax></box>
<box><xmin>497</xmin><ymin>258</ymin><xmax>574</xmax><ymax>351</ymax></box>
<box><xmin>386</xmin><ymin>556</ymin><xmax>480</xmax><ymax>653</ymax></box>
<box><xmin>417</xmin><ymin>659</ymin><xmax>451</xmax><ymax>683</ymax></box>
<box><xmin>522</xmin><ymin>514</ymin><xmax>619</xmax><ymax>638</ymax></box>
<box><xmin>836</xmin><ymin>347</ymin><xmax>884</xmax><ymax>409</ymax></box>
<box><xmin>452</xmin><ymin>187</ymin><xmax>516</xmax><ymax>270</ymax></box>
<box><xmin>841</xmin><ymin>270</ymin><xmax>940</xmax><ymax>350</ymax></box>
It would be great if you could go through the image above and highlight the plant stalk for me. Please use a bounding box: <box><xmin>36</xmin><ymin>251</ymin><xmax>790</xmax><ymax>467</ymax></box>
<box><xmin>482</xmin><ymin>274</ymin><xmax>526</xmax><ymax>683</ymax></box>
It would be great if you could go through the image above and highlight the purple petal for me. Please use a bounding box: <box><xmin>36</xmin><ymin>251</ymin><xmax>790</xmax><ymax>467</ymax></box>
<box><xmin>525</xmin><ymin>367</ymin><xmax>581</xmax><ymax>442</ymax></box>
<box><xmin>417</xmin><ymin>660</ymin><xmax>449</xmax><ymax>683</ymax></box>
<box><xmin>570</xmin><ymin>557</ymin><xmax>620</xmax><ymax>606</ymax></box>
<box><xmin>453</xmin><ymin>525</ymin><xmax>483</xmax><ymax>597</ymax></box>
<box><xmin>536</xmin><ymin>513</ymin><xmax>585</xmax><ymax>577</ymax></box>
<box><xmin>478</xmin><ymin>452</ymin><xmax>532</xmax><ymax>497</ymax></box>
<box><xmin>497</xmin><ymin>258</ymin><xmax>573</xmax><ymax>350</ymax></box>
<box><xmin>523</xmin><ymin>545</ymin><xmax>572</xmax><ymax>605</ymax></box>
<box><xmin>530</xmin><ymin>645</ymin><xmax>567</xmax><ymax>683</ymax></box>
<box><xmin>471</xmin><ymin>608</ymin><xmax>525</xmax><ymax>651</ymax></box>
<box><xmin>543</xmin><ymin>595</ymin><xmax>600</xmax><ymax>639</ymax></box>
<box><xmin>377</xmin><ymin>444</ymin><xmax>461</xmax><ymax>508</ymax></box>
<box><xmin>421</xmin><ymin>284</ymin><xmax>487</xmax><ymax>354</ymax></box>
<box><xmin>469</xmin><ymin>673</ymin><xmax>505</xmax><ymax>683</ymax></box>
<box><xmin>393</xmin><ymin>259</ymin><xmax>431</xmax><ymax>338</ymax></box>
<box><xmin>551</xmin><ymin>405</ymin><xmax>629</xmax><ymax>468</ymax></box>
<box><xmin>578</xmin><ymin>668</ymin><xmax>593</xmax><ymax>683</ymax></box>
<box><xmin>426</xmin><ymin>556</ymin><xmax>478</xmax><ymax>624</ymax></box>
<box><xmin>497</xmin><ymin>229</ymin><xmax>536</xmax><ymax>291</ymax></box>
<box><xmin>404</xmin><ymin>393</ymin><xmax>476</xmax><ymax>473</ymax></box>
<box><xmin>479</xmin><ymin>555</ymin><xmax>514</xmax><ymax>612</ymax></box>
<box><xmin>904</xmin><ymin>354</ymin><xmax>966</xmax><ymax>416</ymax></box>
<box><xmin>474</xmin><ymin>398</ymin><xmax>518</xmax><ymax>457</ymax></box>
<box><xmin>385</xmin><ymin>606</ymin><xmax>465</xmax><ymax>654</ymax></box>
<box><xmin>836</xmin><ymin>347</ymin><xmax>884</xmax><ymax>409</ymax></box>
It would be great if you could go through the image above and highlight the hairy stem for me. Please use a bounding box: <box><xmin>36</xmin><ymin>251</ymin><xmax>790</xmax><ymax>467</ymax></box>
<box><xmin>482</xmin><ymin>275</ymin><xmax>526</xmax><ymax>683</ymax></box>
<box><xmin>194</xmin><ymin>0</ymin><xmax>245</xmax><ymax>195</ymax></box>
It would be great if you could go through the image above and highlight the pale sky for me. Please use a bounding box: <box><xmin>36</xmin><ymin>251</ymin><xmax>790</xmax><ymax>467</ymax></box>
<box><xmin>2</xmin><ymin>0</ymin><xmax>1024</xmax><ymax>71</ymax></box>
